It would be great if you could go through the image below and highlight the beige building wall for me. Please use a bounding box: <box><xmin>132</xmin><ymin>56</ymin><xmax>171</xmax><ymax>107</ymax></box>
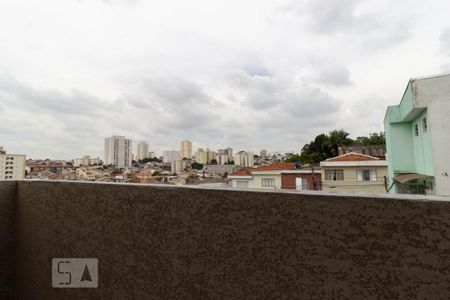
<box><xmin>251</xmin><ymin>173</ymin><xmax>282</xmax><ymax>189</ymax></box>
<box><xmin>195</xmin><ymin>148</ymin><xmax>208</xmax><ymax>164</ymax></box>
<box><xmin>321</xmin><ymin>166</ymin><xmax>388</xmax><ymax>194</ymax></box>
<box><xmin>137</xmin><ymin>141</ymin><xmax>149</xmax><ymax>161</ymax></box>
<box><xmin>231</xmin><ymin>173</ymin><xmax>282</xmax><ymax>190</ymax></box>
<box><xmin>205</xmin><ymin>148</ymin><xmax>216</xmax><ymax>163</ymax></box>
<box><xmin>0</xmin><ymin>151</ymin><xmax>26</xmax><ymax>180</ymax></box>
<box><xmin>180</xmin><ymin>140</ymin><xmax>192</xmax><ymax>159</ymax></box>
<box><xmin>218</xmin><ymin>154</ymin><xmax>229</xmax><ymax>165</ymax></box>
<box><xmin>234</xmin><ymin>151</ymin><xmax>254</xmax><ymax>167</ymax></box>
<box><xmin>171</xmin><ymin>160</ymin><xmax>186</xmax><ymax>173</ymax></box>
<box><xmin>74</xmin><ymin>155</ymin><xmax>101</xmax><ymax>166</ymax></box>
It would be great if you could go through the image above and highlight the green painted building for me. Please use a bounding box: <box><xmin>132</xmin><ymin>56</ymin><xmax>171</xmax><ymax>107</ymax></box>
<box><xmin>384</xmin><ymin>74</ymin><xmax>450</xmax><ymax>196</ymax></box>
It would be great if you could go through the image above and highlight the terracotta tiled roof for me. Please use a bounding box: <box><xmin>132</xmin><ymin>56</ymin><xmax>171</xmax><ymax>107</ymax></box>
<box><xmin>252</xmin><ymin>162</ymin><xmax>296</xmax><ymax>171</ymax></box>
<box><xmin>325</xmin><ymin>152</ymin><xmax>382</xmax><ymax>162</ymax></box>
<box><xmin>230</xmin><ymin>163</ymin><xmax>297</xmax><ymax>176</ymax></box>
<box><xmin>230</xmin><ymin>168</ymin><xmax>253</xmax><ymax>176</ymax></box>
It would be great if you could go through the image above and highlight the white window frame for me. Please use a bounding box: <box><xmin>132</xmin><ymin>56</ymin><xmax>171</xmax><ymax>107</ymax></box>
<box><xmin>261</xmin><ymin>178</ymin><xmax>275</xmax><ymax>187</ymax></box>
<box><xmin>325</xmin><ymin>169</ymin><xmax>344</xmax><ymax>181</ymax></box>
<box><xmin>356</xmin><ymin>169</ymin><xmax>377</xmax><ymax>182</ymax></box>
<box><xmin>236</xmin><ymin>181</ymin><xmax>249</xmax><ymax>188</ymax></box>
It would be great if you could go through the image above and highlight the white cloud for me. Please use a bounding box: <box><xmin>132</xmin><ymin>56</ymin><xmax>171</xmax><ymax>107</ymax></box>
<box><xmin>1</xmin><ymin>0</ymin><xmax>450</xmax><ymax>158</ymax></box>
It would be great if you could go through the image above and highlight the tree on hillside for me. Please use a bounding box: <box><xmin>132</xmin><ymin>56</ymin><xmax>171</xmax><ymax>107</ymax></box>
<box><xmin>328</xmin><ymin>129</ymin><xmax>354</xmax><ymax>157</ymax></box>
<box><xmin>297</xmin><ymin>130</ymin><xmax>385</xmax><ymax>165</ymax></box>
<box><xmin>285</xmin><ymin>154</ymin><xmax>301</xmax><ymax>163</ymax></box>
<box><xmin>355</xmin><ymin>131</ymin><xmax>385</xmax><ymax>146</ymax></box>
<box><xmin>139</xmin><ymin>157</ymin><xmax>162</xmax><ymax>164</ymax></box>
<box><xmin>191</xmin><ymin>162</ymin><xmax>203</xmax><ymax>170</ymax></box>
<box><xmin>298</xmin><ymin>130</ymin><xmax>352</xmax><ymax>165</ymax></box>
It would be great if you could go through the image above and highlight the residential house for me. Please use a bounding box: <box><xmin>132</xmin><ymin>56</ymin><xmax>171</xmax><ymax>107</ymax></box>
<box><xmin>320</xmin><ymin>152</ymin><xmax>388</xmax><ymax>194</ymax></box>
<box><xmin>229</xmin><ymin>162</ymin><xmax>321</xmax><ymax>190</ymax></box>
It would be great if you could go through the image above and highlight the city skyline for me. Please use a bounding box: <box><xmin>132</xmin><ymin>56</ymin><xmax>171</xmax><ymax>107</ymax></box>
<box><xmin>2</xmin><ymin>0</ymin><xmax>450</xmax><ymax>159</ymax></box>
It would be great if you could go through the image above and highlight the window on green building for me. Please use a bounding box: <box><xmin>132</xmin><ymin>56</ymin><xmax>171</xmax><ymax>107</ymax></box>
<box><xmin>422</xmin><ymin>118</ymin><xmax>427</xmax><ymax>132</ymax></box>
<box><xmin>414</xmin><ymin>124</ymin><xmax>419</xmax><ymax>136</ymax></box>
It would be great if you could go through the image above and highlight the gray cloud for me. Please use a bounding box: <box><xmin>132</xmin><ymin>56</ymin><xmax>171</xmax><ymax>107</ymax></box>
<box><xmin>440</xmin><ymin>27</ymin><xmax>450</xmax><ymax>53</ymax></box>
<box><xmin>280</xmin><ymin>86</ymin><xmax>339</xmax><ymax>117</ymax></box>
<box><xmin>440</xmin><ymin>28</ymin><xmax>450</xmax><ymax>71</ymax></box>
<box><xmin>303</xmin><ymin>0</ymin><xmax>358</xmax><ymax>35</ymax></box>
<box><xmin>310</xmin><ymin>65</ymin><xmax>352</xmax><ymax>87</ymax></box>
<box><xmin>0</xmin><ymin>0</ymin><xmax>447</xmax><ymax>158</ymax></box>
<box><xmin>226</xmin><ymin>70</ymin><xmax>340</xmax><ymax>118</ymax></box>
<box><xmin>278</xmin><ymin>0</ymin><xmax>413</xmax><ymax>48</ymax></box>
<box><xmin>0</xmin><ymin>75</ymin><xmax>110</xmax><ymax>117</ymax></box>
<box><xmin>226</xmin><ymin>70</ymin><xmax>282</xmax><ymax>109</ymax></box>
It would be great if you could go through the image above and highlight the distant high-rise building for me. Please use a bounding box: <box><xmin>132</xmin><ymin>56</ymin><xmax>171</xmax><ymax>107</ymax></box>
<box><xmin>205</xmin><ymin>148</ymin><xmax>216</xmax><ymax>164</ymax></box>
<box><xmin>148</xmin><ymin>151</ymin><xmax>156</xmax><ymax>158</ymax></box>
<box><xmin>260</xmin><ymin>149</ymin><xmax>267</xmax><ymax>158</ymax></box>
<box><xmin>163</xmin><ymin>151</ymin><xmax>180</xmax><ymax>163</ymax></box>
<box><xmin>0</xmin><ymin>146</ymin><xmax>26</xmax><ymax>180</ymax></box>
<box><xmin>137</xmin><ymin>141</ymin><xmax>149</xmax><ymax>161</ymax></box>
<box><xmin>234</xmin><ymin>151</ymin><xmax>254</xmax><ymax>167</ymax></box>
<box><xmin>217</xmin><ymin>154</ymin><xmax>229</xmax><ymax>165</ymax></box>
<box><xmin>195</xmin><ymin>148</ymin><xmax>208</xmax><ymax>164</ymax></box>
<box><xmin>218</xmin><ymin>147</ymin><xmax>233</xmax><ymax>159</ymax></box>
<box><xmin>104</xmin><ymin>136</ymin><xmax>133</xmax><ymax>168</ymax></box>
<box><xmin>226</xmin><ymin>147</ymin><xmax>233</xmax><ymax>159</ymax></box>
<box><xmin>171</xmin><ymin>160</ymin><xmax>186</xmax><ymax>174</ymax></box>
<box><xmin>180</xmin><ymin>140</ymin><xmax>192</xmax><ymax>159</ymax></box>
<box><xmin>74</xmin><ymin>155</ymin><xmax>101</xmax><ymax>167</ymax></box>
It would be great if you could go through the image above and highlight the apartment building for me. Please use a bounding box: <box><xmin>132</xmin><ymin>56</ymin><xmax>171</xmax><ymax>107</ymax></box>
<box><xmin>234</xmin><ymin>151</ymin><xmax>254</xmax><ymax>167</ymax></box>
<box><xmin>260</xmin><ymin>149</ymin><xmax>268</xmax><ymax>158</ymax></box>
<box><xmin>73</xmin><ymin>155</ymin><xmax>101</xmax><ymax>167</ymax></box>
<box><xmin>385</xmin><ymin>74</ymin><xmax>450</xmax><ymax>196</ymax></box>
<box><xmin>217</xmin><ymin>154</ymin><xmax>229</xmax><ymax>165</ymax></box>
<box><xmin>180</xmin><ymin>140</ymin><xmax>192</xmax><ymax>159</ymax></box>
<box><xmin>163</xmin><ymin>150</ymin><xmax>180</xmax><ymax>163</ymax></box>
<box><xmin>205</xmin><ymin>148</ymin><xmax>216</xmax><ymax>164</ymax></box>
<box><xmin>104</xmin><ymin>136</ymin><xmax>133</xmax><ymax>168</ymax></box>
<box><xmin>171</xmin><ymin>160</ymin><xmax>186</xmax><ymax>174</ymax></box>
<box><xmin>195</xmin><ymin>148</ymin><xmax>208</xmax><ymax>164</ymax></box>
<box><xmin>137</xmin><ymin>141</ymin><xmax>150</xmax><ymax>161</ymax></box>
<box><xmin>0</xmin><ymin>146</ymin><xmax>26</xmax><ymax>180</ymax></box>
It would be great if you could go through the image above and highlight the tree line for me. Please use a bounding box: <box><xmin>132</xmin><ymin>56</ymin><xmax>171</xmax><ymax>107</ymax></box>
<box><xmin>287</xmin><ymin>130</ymin><xmax>385</xmax><ymax>165</ymax></box>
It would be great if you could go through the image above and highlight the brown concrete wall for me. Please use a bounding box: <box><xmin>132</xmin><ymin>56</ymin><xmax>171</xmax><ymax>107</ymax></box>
<box><xmin>7</xmin><ymin>181</ymin><xmax>450</xmax><ymax>299</ymax></box>
<box><xmin>0</xmin><ymin>181</ymin><xmax>16</xmax><ymax>298</ymax></box>
<box><xmin>281</xmin><ymin>173</ymin><xmax>322</xmax><ymax>190</ymax></box>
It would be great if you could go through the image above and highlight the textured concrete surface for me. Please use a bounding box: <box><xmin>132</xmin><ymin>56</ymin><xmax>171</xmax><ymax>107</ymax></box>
<box><xmin>3</xmin><ymin>180</ymin><xmax>450</xmax><ymax>299</ymax></box>
<box><xmin>0</xmin><ymin>181</ymin><xmax>16</xmax><ymax>299</ymax></box>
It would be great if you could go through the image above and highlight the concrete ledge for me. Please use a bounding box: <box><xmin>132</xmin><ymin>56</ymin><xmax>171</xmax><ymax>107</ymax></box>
<box><xmin>3</xmin><ymin>180</ymin><xmax>450</xmax><ymax>298</ymax></box>
<box><xmin>0</xmin><ymin>181</ymin><xmax>16</xmax><ymax>298</ymax></box>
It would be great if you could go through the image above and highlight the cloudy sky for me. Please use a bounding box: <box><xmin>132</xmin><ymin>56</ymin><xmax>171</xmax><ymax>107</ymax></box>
<box><xmin>1</xmin><ymin>0</ymin><xmax>450</xmax><ymax>159</ymax></box>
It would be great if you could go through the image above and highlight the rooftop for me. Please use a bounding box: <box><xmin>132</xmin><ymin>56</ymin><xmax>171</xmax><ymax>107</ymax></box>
<box><xmin>325</xmin><ymin>152</ymin><xmax>381</xmax><ymax>162</ymax></box>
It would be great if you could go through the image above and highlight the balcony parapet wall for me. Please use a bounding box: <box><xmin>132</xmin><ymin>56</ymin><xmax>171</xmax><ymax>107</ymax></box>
<box><xmin>1</xmin><ymin>180</ymin><xmax>450</xmax><ymax>298</ymax></box>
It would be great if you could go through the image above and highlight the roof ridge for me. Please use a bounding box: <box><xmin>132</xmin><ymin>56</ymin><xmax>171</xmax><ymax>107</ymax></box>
<box><xmin>325</xmin><ymin>152</ymin><xmax>380</xmax><ymax>161</ymax></box>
